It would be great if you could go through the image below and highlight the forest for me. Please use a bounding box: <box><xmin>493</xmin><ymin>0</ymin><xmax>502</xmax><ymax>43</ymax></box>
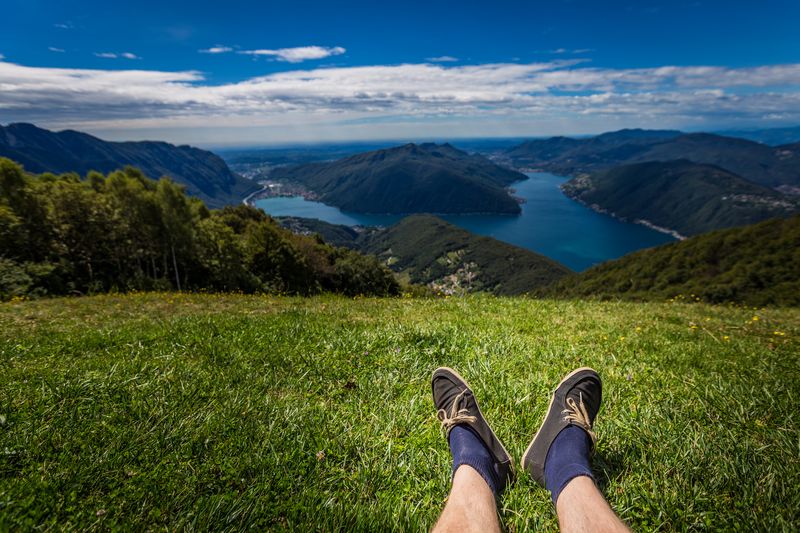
<box><xmin>0</xmin><ymin>158</ymin><xmax>400</xmax><ymax>299</ymax></box>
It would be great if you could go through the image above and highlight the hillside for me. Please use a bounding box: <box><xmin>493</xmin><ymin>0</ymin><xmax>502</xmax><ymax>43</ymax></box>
<box><xmin>544</xmin><ymin>215</ymin><xmax>800</xmax><ymax>306</ymax></box>
<box><xmin>277</xmin><ymin>215</ymin><xmax>572</xmax><ymax>295</ymax></box>
<box><xmin>358</xmin><ymin>215</ymin><xmax>571</xmax><ymax>295</ymax></box>
<box><xmin>717</xmin><ymin>125</ymin><xmax>800</xmax><ymax>146</ymax></box>
<box><xmin>0</xmin><ymin>158</ymin><xmax>399</xmax><ymax>299</ymax></box>
<box><xmin>505</xmin><ymin>129</ymin><xmax>800</xmax><ymax>190</ymax></box>
<box><xmin>0</xmin><ymin>123</ymin><xmax>257</xmax><ymax>207</ymax></box>
<box><xmin>504</xmin><ymin>129</ymin><xmax>682</xmax><ymax>172</ymax></box>
<box><xmin>270</xmin><ymin>143</ymin><xmax>525</xmax><ymax>214</ymax></box>
<box><xmin>561</xmin><ymin>160</ymin><xmax>799</xmax><ymax>237</ymax></box>
<box><xmin>1</xmin><ymin>293</ymin><xmax>797</xmax><ymax>530</ymax></box>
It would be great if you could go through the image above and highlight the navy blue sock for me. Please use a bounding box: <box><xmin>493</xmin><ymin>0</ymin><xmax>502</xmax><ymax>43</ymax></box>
<box><xmin>543</xmin><ymin>425</ymin><xmax>594</xmax><ymax>504</ymax></box>
<box><xmin>448</xmin><ymin>425</ymin><xmax>502</xmax><ymax>496</ymax></box>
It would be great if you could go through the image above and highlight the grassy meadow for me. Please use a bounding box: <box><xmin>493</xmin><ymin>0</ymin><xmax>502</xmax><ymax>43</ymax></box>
<box><xmin>1</xmin><ymin>293</ymin><xmax>798</xmax><ymax>530</ymax></box>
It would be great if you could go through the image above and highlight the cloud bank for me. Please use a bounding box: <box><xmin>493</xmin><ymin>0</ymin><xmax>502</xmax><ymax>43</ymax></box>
<box><xmin>1</xmin><ymin>58</ymin><xmax>799</xmax><ymax>142</ymax></box>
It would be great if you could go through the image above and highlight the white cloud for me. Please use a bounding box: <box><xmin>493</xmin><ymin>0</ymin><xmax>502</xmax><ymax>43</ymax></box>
<box><xmin>537</xmin><ymin>48</ymin><xmax>594</xmax><ymax>55</ymax></box>
<box><xmin>48</xmin><ymin>47</ymin><xmax>66</xmax><ymax>53</ymax></box>
<box><xmin>0</xmin><ymin>53</ymin><xmax>4</xmax><ymax>60</ymax></box>
<box><xmin>426</xmin><ymin>56</ymin><xmax>459</xmax><ymax>63</ymax></box>
<box><xmin>94</xmin><ymin>52</ymin><xmax>140</xmax><ymax>59</ymax></box>
<box><xmin>54</xmin><ymin>22</ymin><xmax>74</xmax><ymax>29</ymax></box>
<box><xmin>0</xmin><ymin>57</ymin><xmax>798</xmax><ymax>142</ymax></box>
<box><xmin>238</xmin><ymin>45</ymin><xmax>345</xmax><ymax>63</ymax></box>
<box><xmin>199</xmin><ymin>45</ymin><xmax>233</xmax><ymax>54</ymax></box>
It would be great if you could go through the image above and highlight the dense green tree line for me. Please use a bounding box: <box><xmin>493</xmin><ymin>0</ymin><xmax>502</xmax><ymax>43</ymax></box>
<box><xmin>542</xmin><ymin>214</ymin><xmax>800</xmax><ymax>306</ymax></box>
<box><xmin>0</xmin><ymin>158</ymin><xmax>400</xmax><ymax>299</ymax></box>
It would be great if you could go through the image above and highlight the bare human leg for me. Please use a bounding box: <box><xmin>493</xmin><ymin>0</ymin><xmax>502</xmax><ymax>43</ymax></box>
<box><xmin>432</xmin><ymin>465</ymin><xmax>500</xmax><ymax>533</ymax></box>
<box><xmin>555</xmin><ymin>476</ymin><xmax>629</xmax><ymax>533</ymax></box>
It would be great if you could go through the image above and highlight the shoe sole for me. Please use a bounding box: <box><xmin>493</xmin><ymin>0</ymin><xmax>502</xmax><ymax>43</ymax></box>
<box><xmin>433</xmin><ymin>366</ymin><xmax>515</xmax><ymax>475</ymax></box>
<box><xmin>520</xmin><ymin>366</ymin><xmax>597</xmax><ymax>473</ymax></box>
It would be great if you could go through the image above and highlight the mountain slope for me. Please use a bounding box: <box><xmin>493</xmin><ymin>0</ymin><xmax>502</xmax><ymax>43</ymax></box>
<box><xmin>505</xmin><ymin>129</ymin><xmax>683</xmax><ymax>172</ymax></box>
<box><xmin>270</xmin><ymin>143</ymin><xmax>525</xmax><ymax>214</ymax></box>
<box><xmin>544</xmin><ymin>215</ymin><xmax>800</xmax><ymax>306</ymax></box>
<box><xmin>277</xmin><ymin>215</ymin><xmax>572</xmax><ymax>295</ymax></box>
<box><xmin>716</xmin><ymin>125</ymin><xmax>800</xmax><ymax>146</ymax></box>
<box><xmin>0</xmin><ymin>123</ymin><xmax>258</xmax><ymax>207</ymax></box>
<box><xmin>506</xmin><ymin>129</ymin><xmax>800</xmax><ymax>190</ymax></box>
<box><xmin>561</xmin><ymin>160</ymin><xmax>799</xmax><ymax>237</ymax></box>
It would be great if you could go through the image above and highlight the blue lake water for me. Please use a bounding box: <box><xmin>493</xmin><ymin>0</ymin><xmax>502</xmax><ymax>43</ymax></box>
<box><xmin>255</xmin><ymin>172</ymin><xmax>676</xmax><ymax>271</ymax></box>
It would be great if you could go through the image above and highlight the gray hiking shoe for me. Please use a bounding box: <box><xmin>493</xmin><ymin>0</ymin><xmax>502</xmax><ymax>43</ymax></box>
<box><xmin>521</xmin><ymin>367</ymin><xmax>602</xmax><ymax>486</ymax></box>
<box><xmin>431</xmin><ymin>367</ymin><xmax>514</xmax><ymax>484</ymax></box>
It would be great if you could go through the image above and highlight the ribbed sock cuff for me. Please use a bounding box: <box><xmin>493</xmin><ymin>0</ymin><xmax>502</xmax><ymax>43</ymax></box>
<box><xmin>548</xmin><ymin>463</ymin><xmax>594</xmax><ymax>504</ymax></box>
<box><xmin>448</xmin><ymin>425</ymin><xmax>501</xmax><ymax>496</ymax></box>
<box><xmin>544</xmin><ymin>425</ymin><xmax>594</xmax><ymax>504</ymax></box>
<box><xmin>452</xmin><ymin>456</ymin><xmax>500</xmax><ymax>495</ymax></box>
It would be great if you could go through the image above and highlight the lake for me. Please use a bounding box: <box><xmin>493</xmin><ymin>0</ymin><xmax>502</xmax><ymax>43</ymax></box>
<box><xmin>255</xmin><ymin>172</ymin><xmax>676</xmax><ymax>271</ymax></box>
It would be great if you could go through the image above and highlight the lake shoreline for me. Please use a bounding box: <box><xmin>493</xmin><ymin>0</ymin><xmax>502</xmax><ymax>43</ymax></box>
<box><xmin>255</xmin><ymin>172</ymin><xmax>676</xmax><ymax>271</ymax></box>
<box><xmin>559</xmin><ymin>185</ymin><xmax>686</xmax><ymax>240</ymax></box>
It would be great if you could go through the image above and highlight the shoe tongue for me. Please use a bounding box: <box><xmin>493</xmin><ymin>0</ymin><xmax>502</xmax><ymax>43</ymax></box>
<box><xmin>566</xmin><ymin>378</ymin><xmax>600</xmax><ymax>423</ymax></box>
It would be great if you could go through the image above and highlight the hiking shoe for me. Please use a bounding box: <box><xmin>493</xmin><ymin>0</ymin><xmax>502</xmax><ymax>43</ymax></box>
<box><xmin>431</xmin><ymin>367</ymin><xmax>514</xmax><ymax>484</ymax></box>
<box><xmin>521</xmin><ymin>367</ymin><xmax>602</xmax><ymax>486</ymax></box>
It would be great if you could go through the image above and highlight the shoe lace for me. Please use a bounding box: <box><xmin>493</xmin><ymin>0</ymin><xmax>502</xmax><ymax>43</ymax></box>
<box><xmin>436</xmin><ymin>389</ymin><xmax>477</xmax><ymax>435</ymax></box>
<box><xmin>562</xmin><ymin>392</ymin><xmax>597</xmax><ymax>446</ymax></box>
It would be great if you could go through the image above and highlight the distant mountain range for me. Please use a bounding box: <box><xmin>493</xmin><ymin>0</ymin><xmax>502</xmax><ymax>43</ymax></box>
<box><xmin>562</xmin><ymin>160</ymin><xmax>800</xmax><ymax>237</ymax></box>
<box><xmin>0</xmin><ymin>123</ymin><xmax>258</xmax><ymax>208</ymax></box>
<box><xmin>278</xmin><ymin>215</ymin><xmax>571</xmax><ymax>295</ymax></box>
<box><xmin>716</xmin><ymin>125</ymin><xmax>800</xmax><ymax>146</ymax></box>
<box><xmin>543</xmin><ymin>215</ymin><xmax>800</xmax><ymax>306</ymax></box>
<box><xmin>270</xmin><ymin>143</ymin><xmax>526</xmax><ymax>214</ymax></box>
<box><xmin>504</xmin><ymin>129</ymin><xmax>800</xmax><ymax>190</ymax></box>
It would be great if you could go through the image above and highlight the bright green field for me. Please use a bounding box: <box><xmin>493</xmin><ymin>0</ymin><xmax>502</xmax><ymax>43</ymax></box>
<box><xmin>1</xmin><ymin>293</ymin><xmax>798</xmax><ymax>531</ymax></box>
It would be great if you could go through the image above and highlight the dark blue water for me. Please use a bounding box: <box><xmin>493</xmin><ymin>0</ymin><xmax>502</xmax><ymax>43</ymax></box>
<box><xmin>256</xmin><ymin>172</ymin><xmax>675</xmax><ymax>271</ymax></box>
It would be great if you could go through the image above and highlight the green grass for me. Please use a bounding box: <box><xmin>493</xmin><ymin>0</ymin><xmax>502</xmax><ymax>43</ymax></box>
<box><xmin>1</xmin><ymin>293</ymin><xmax>798</xmax><ymax>531</ymax></box>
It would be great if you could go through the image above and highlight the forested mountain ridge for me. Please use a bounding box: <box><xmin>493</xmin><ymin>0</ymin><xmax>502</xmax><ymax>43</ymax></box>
<box><xmin>0</xmin><ymin>123</ymin><xmax>258</xmax><ymax>208</ymax></box>
<box><xmin>270</xmin><ymin>143</ymin><xmax>526</xmax><ymax>214</ymax></box>
<box><xmin>542</xmin><ymin>215</ymin><xmax>800</xmax><ymax>306</ymax></box>
<box><xmin>505</xmin><ymin>129</ymin><xmax>800</xmax><ymax>190</ymax></box>
<box><xmin>0</xmin><ymin>157</ymin><xmax>399</xmax><ymax>299</ymax></box>
<box><xmin>277</xmin><ymin>215</ymin><xmax>572</xmax><ymax>295</ymax></box>
<box><xmin>561</xmin><ymin>160</ymin><xmax>800</xmax><ymax>237</ymax></box>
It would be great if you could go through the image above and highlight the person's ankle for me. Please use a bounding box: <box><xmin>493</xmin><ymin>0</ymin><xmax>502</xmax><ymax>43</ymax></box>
<box><xmin>449</xmin><ymin>425</ymin><xmax>506</xmax><ymax>496</ymax></box>
<box><xmin>543</xmin><ymin>425</ymin><xmax>594</xmax><ymax>504</ymax></box>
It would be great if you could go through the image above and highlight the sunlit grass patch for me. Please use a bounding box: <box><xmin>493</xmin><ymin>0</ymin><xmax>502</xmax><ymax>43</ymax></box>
<box><xmin>1</xmin><ymin>294</ymin><xmax>798</xmax><ymax>530</ymax></box>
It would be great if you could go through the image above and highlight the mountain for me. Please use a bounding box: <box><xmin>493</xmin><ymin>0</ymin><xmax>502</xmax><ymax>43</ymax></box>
<box><xmin>716</xmin><ymin>125</ymin><xmax>800</xmax><ymax>146</ymax></box>
<box><xmin>505</xmin><ymin>129</ymin><xmax>682</xmax><ymax>171</ymax></box>
<box><xmin>277</xmin><ymin>215</ymin><xmax>572</xmax><ymax>295</ymax></box>
<box><xmin>0</xmin><ymin>123</ymin><xmax>258</xmax><ymax>208</ymax></box>
<box><xmin>543</xmin><ymin>215</ymin><xmax>800</xmax><ymax>306</ymax></box>
<box><xmin>562</xmin><ymin>160</ymin><xmax>799</xmax><ymax>237</ymax></box>
<box><xmin>270</xmin><ymin>143</ymin><xmax>526</xmax><ymax>214</ymax></box>
<box><xmin>505</xmin><ymin>130</ymin><xmax>800</xmax><ymax>190</ymax></box>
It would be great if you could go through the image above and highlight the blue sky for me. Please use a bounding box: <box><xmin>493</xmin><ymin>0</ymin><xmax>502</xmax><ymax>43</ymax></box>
<box><xmin>2</xmin><ymin>0</ymin><xmax>799</xmax><ymax>146</ymax></box>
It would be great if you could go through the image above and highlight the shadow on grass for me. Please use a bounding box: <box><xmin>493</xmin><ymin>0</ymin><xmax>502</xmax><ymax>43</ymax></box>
<box><xmin>593</xmin><ymin>445</ymin><xmax>632</xmax><ymax>493</ymax></box>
